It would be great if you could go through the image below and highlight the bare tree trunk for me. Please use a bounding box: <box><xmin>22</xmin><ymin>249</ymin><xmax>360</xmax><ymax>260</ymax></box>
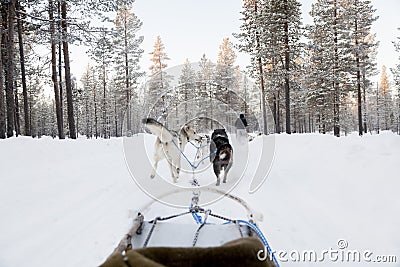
<box><xmin>362</xmin><ymin>71</ymin><xmax>368</xmax><ymax>134</ymax></box>
<box><xmin>114</xmin><ymin>96</ymin><xmax>118</xmax><ymax>137</ymax></box>
<box><xmin>376</xmin><ymin>82</ymin><xmax>380</xmax><ymax>134</ymax></box>
<box><xmin>354</xmin><ymin>5</ymin><xmax>363</xmax><ymax>136</ymax></box>
<box><xmin>14</xmin><ymin>81</ymin><xmax>20</xmax><ymax>136</ymax></box>
<box><xmin>0</xmin><ymin>14</ymin><xmax>6</xmax><ymax>139</ymax></box>
<box><xmin>93</xmin><ymin>76</ymin><xmax>98</xmax><ymax>139</ymax></box>
<box><xmin>49</xmin><ymin>0</ymin><xmax>64</xmax><ymax>139</ymax></box>
<box><xmin>123</xmin><ymin>16</ymin><xmax>131</xmax><ymax>134</ymax></box>
<box><xmin>333</xmin><ymin>0</ymin><xmax>340</xmax><ymax>137</ymax></box>
<box><xmin>283</xmin><ymin>0</ymin><xmax>291</xmax><ymax>134</ymax></box>
<box><xmin>16</xmin><ymin>2</ymin><xmax>30</xmax><ymax>136</ymax></box>
<box><xmin>57</xmin><ymin>0</ymin><xmax>64</xmax><ymax>134</ymax></box>
<box><xmin>356</xmin><ymin>55</ymin><xmax>363</xmax><ymax>135</ymax></box>
<box><xmin>273</xmin><ymin>93</ymin><xmax>277</xmax><ymax>133</ymax></box>
<box><xmin>102</xmin><ymin>63</ymin><xmax>107</xmax><ymax>138</ymax></box>
<box><xmin>61</xmin><ymin>0</ymin><xmax>76</xmax><ymax>139</ymax></box>
<box><xmin>5</xmin><ymin>0</ymin><xmax>16</xmax><ymax>138</ymax></box>
<box><xmin>85</xmin><ymin>94</ymin><xmax>89</xmax><ymax>138</ymax></box>
<box><xmin>254</xmin><ymin>0</ymin><xmax>268</xmax><ymax>134</ymax></box>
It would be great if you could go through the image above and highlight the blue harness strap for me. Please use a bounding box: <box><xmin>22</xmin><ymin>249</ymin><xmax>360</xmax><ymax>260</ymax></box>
<box><xmin>188</xmin><ymin>206</ymin><xmax>280</xmax><ymax>267</ymax></box>
<box><xmin>236</xmin><ymin>220</ymin><xmax>280</xmax><ymax>267</ymax></box>
<box><xmin>171</xmin><ymin>139</ymin><xmax>216</xmax><ymax>169</ymax></box>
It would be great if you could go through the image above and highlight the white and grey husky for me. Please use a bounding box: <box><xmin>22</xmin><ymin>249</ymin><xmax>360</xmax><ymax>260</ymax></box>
<box><xmin>142</xmin><ymin>118</ymin><xmax>201</xmax><ymax>183</ymax></box>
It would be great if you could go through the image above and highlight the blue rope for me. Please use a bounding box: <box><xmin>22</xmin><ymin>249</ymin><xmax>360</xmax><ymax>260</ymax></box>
<box><xmin>237</xmin><ymin>220</ymin><xmax>280</xmax><ymax>267</ymax></box>
<box><xmin>188</xmin><ymin>206</ymin><xmax>279</xmax><ymax>266</ymax></box>
<box><xmin>172</xmin><ymin>139</ymin><xmax>216</xmax><ymax>169</ymax></box>
<box><xmin>190</xmin><ymin>205</ymin><xmax>203</xmax><ymax>224</ymax></box>
<box><xmin>188</xmin><ymin>140</ymin><xmax>209</xmax><ymax>150</ymax></box>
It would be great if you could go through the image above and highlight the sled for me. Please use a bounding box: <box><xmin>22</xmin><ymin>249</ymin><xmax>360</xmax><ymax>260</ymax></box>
<box><xmin>100</xmin><ymin>188</ymin><xmax>280</xmax><ymax>267</ymax></box>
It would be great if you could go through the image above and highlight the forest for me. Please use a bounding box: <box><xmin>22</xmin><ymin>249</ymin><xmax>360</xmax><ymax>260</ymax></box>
<box><xmin>0</xmin><ymin>0</ymin><xmax>399</xmax><ymax>139</ymax></box>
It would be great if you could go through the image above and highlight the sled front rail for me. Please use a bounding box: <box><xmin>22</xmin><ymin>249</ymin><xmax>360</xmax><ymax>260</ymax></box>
<box><xmin>134</xmin><ymin>221</ymin><xmax>253</xmax><ymax>248</ymax></box>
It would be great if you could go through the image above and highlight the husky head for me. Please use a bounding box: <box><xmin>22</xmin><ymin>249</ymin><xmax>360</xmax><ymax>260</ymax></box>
<box><xmin>181</xmin><ymin>125</ymin><xmax>201</xmax><ymax>143</ymax></box>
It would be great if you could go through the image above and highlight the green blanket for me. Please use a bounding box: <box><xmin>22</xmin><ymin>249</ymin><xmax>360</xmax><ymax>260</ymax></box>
<box><xmin>101</xmin><ymin>237</ymin><xmax>276</xmax><ymax>267</ymax></box>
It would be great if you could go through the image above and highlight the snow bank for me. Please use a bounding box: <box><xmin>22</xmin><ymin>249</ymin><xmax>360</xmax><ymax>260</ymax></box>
<box><xmin>0</xmin><ymin>133</ymin><xmax>399</xmax><ymax>266</ymax></box>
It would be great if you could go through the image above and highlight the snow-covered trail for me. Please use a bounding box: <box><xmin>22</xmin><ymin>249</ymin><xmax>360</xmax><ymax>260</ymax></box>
<box><xmin>0</xmin><ymin>137</ymin><xmax>145</xmax><ymax>266</ymax></box>
<box><xmin>0</xmin><ymin>133</ymin><xmax>399</xmax><ymax>266</ymax></box>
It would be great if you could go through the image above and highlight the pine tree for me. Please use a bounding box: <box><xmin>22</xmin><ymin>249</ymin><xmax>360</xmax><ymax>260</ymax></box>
<box><xmin>234</xmin><ymin>0</ymin><xmax>269</xmax><ymax>134</ymax></box>
<box><xmin>81</xmin><ymin>65</ymin><xmax>95</xmax><ymax>138</ymax></box>
<box><xmin>215</xmin><ymin>38</ymin><xmax>238</xmax><ymax>126</ymax></box>
<box><xmin>392</xmin><ymin>30</ymin><xmax>400</xmax><ymax>134</ymax></box>
<box><xmin>177</xmin><ymin>58</ymin><xmax>196</xmax><ymax>122</ymax></box>
<box><xmin>197</xmin><ymin>54</ymin><xmax>215</xmax><ymax>84</ymax></box>
<box><xmin>0</xmin><ymin>10</ymin><xmax>5</xmax><ymax>139</ymax></box>
<box><xmin>147</xmin><ymin>36</ymin><xmax>171</xmax><ymax>121</ymax></box>
<box><xmin>60</xmin><ymin>0</ymin><xmax>77</xmax><ymax>139</ymax></box>
<box><xmin>113</xmin><ymin>3</ymin><xmax>144</xmax><ymax>134</ymax></box>
<box><xmin>360</xmin><ymin>34</ymin><xmax>378</xmax><ymax>134</ymax></box>
<box><xmin>5</xmin><ymin>0</ymin><xmax>17</xmax><ymax>138</ymax></box>
<box><xmin>197</xmin><ymin>54</ymin><xmax>216</xmax><ymax>129</ymax></box>
<box><xmin>261</xmin><ymin>0</ymin><xmax>303</xmax><ymax>134</ymax></box>
<box><xmin>348</xmin><ymin>0</ymin><xmax>378</xmax><ymax>135</ymax></box>
<box><xmin>16</xmin><ymin>1</ymin><xmax>30</xmax><ymax>136</ymax></box>
<box><xmin>88</xmin><ymin>27</ymin><xmax>114</xmax><ymax>138</ymax></box>
<box><xmin>235</xmin><ymin>0</ymin><xmax>302</xmax><ymax>134</ymax></box>
<box><xmin>379</xmin><ymin>66</ymin><xmax>394</xmax><ymax>131</ymax></box>
<box><xmin>48</xmin><ymin>0</ymin><xmax>65</xmax><ymax>139</ymax></box>
<box><xmin>215</xmin><ymin>37</ymin><xmax>237</xmax><ymax>90</ymax></box>
<box><xmin>308</xmin><ymin>0</ymin><xmax>354</xmax><ymax>136</ymax></box>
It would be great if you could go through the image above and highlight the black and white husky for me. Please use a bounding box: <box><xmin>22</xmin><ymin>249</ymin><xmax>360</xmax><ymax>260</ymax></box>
<box><xmin>210</xmin><ymin>129</ymin><xmax>233</xmax><ymax>186</ymax></box>
<box><xmin>142</xmin><ymin>118</ymin><xmax>201</xmax><ymax>183</ymax></box>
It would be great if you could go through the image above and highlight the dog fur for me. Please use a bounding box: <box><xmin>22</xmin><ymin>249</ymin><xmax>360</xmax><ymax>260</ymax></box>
<box><xmin>210</xmin><ymin>129</ymin><xmax>233</xmax><ymax>186</ymax></box>
<box><xmin>142</xmin><ymin>118</ymin><xmax>201</xmax><ymax>183</ymax></box>
<box><xmin>195</xmin><ymin>134</ymin><xmax>210</xmax><ymax>163</ymax></box>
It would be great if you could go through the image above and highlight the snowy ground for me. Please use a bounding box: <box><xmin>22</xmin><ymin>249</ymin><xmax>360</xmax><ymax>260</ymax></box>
<box><xmin>0</xmin><ymin>132</ymin><xmax>399</xmax><ymax>267</ymax></box>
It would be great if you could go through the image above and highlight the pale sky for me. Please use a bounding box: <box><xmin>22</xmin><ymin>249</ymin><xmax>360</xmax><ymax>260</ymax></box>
<box><xmin>70</xmin><ymin>0</ymin><xmax>400</xmax><ymax>84</ymax></box>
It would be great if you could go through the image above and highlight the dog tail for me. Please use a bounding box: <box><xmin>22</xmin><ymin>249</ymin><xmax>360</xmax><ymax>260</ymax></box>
<box><xmin>142</xmin><ymin>118</ymin><xmax>173</xmax><ymax>143</ymax></box>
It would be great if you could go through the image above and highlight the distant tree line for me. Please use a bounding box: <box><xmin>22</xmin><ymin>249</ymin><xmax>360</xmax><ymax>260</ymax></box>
<box><xmin>235</xmin><ymin>0</ymin><xmax>400</xmax><ymax>136</ymax></box>
<box><xmin>0</xmin><ymin>0</ymin><xmax>142</xmax><ymax>139</ymax></box>
<box><xmin>0</xmin><ymin>0</ymin><xmax>399</xmax><ymax>140</ymax></box>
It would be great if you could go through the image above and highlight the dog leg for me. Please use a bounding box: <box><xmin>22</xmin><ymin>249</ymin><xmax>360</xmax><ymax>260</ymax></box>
<box><xmin>173</xmin><ymin>169</ymin><xmax>179</xmax><ymax>183</ymax></box>
<box><xmin>150</xmin><ymin>156</ymin><xmax>159</xmax><ymax>178</ymax></box>
<box><xmin>151</xmin><ymin>140</ymin><xmax>164</xmax><ymax>179</ymax></box>
<box><xmin>223</xmin><ymin>159</ymin><xmax>233</xmax><ymax>184</ymax></box>
<box><xmin>215</xmin><ymin>169</ymin><xmax>220</xmax><ymax>186</ymax></box>
<box><xmin>168</xmin><ymin>163</ymin><xmax>179</xmax><ymax>183</ymax></box>
<box><xmin>213</xmin><ymin>163</ymin><xmax>220</xmax><ymax>186</ymax></box>
<box><xmin>223</xmin><ymin>168</ymin><xmax>227</xmax><ymax>184</ymax></box>
<box><xmin>150</xmin><ymin>161</ymin><xmax>157</xmax><ymax>178</ymax></box>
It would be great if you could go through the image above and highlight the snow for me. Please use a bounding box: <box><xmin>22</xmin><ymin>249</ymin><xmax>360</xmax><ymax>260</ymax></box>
<box><xmin>0</xmin><ymin>133</ymin><xmax>399</xmax><ymax>266</ymax></box>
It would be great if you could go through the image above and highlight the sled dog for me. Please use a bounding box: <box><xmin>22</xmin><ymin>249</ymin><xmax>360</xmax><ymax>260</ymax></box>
<box><xmin>195</xmin><ymin>134</ymin><xmax>210</xmax><ymax>163</ymax></box>
<box><xmin>142</xmin><ymin>118</ymin><xmax>201</xmax><ymax>183</ymax></box>
<box><xmin>210</xmin><ymin>129</ymin><xmax>233</xmax><ymax>186</ymax></box>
